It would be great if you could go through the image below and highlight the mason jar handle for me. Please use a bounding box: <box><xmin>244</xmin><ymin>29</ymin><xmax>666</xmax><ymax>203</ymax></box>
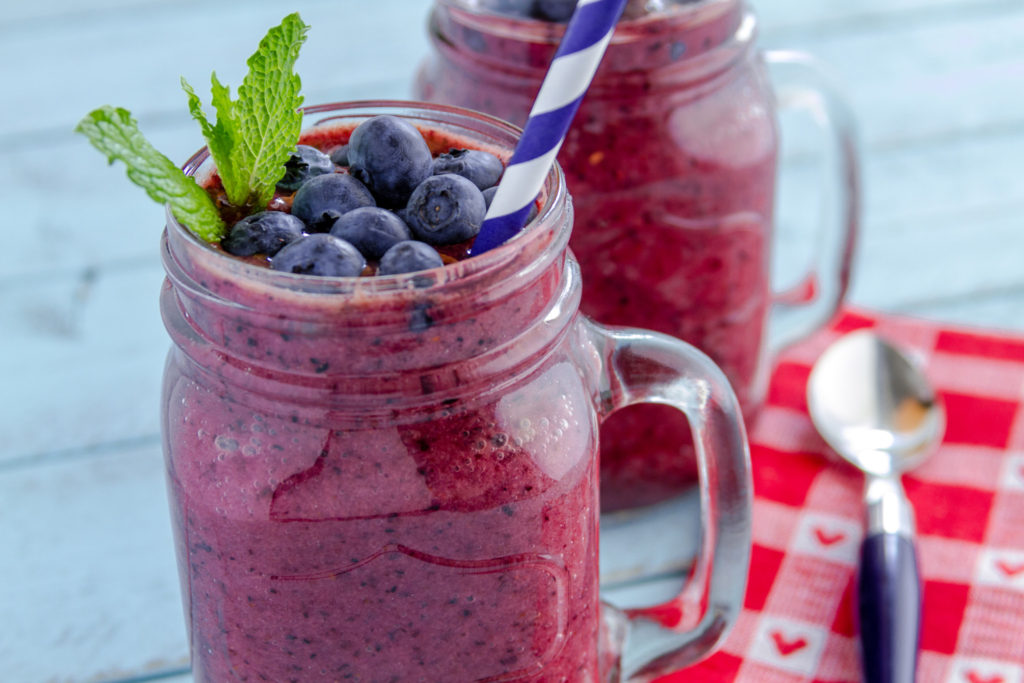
<box><xmin>581</xmin><ymin>318</ymin><xmax>752</xmax><ymax>681</ymax></box>
<box><xmin>764</xmin><ymin>49</ymin><xmax>860</xmax><ymax>353</ymax></box>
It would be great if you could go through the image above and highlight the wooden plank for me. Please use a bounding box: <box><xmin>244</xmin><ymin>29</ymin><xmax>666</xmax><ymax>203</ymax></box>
<box><xmin>134</xmin><ymin>675</ymin><xmax>191</xmax><ymax>683</ymax></box>
<box><xmin>2</xmin><ymin>0</ymin><xmax>171</xmax><ymax>25</ymax></box>
<box><xmin>773</xmin><ymin>129</ymin><xmax>1024</xmax><ymax>315</ymax></box>
<box><xmin>758</xmin><ymin>0</ymin><xmax>1019</xmax><ymax>35</ymax></box>
<box><xmin>0</xmin><ymin>265</ymin><xmax>167</xmax><ymax>463</ymax></box>
<box><xmin>0</xmin><ymin>443</ymin><xmax>188</xmax><ymax>683</ymax></box>
<box><xmin>761</xmin><ymin>4</ymin><xmax>1024</xmax><ymax>149</ymax></box>
<box><xmin>97</xmin><ymin>668</ymin><xmax>192</xmax><ymax>683</ymax></box>
<box><xmin>860</xmin><ymin>134</ymin><xmax>1024</xmax><ymax>226</ymax></box>
<box><xmin>849</xmin><ymin>208</ymin><xmax>1024</xmax><ymax>311</ymax></box>
<box><xmin>899</xmin><ymin>287</ymin><xmax>1024</xmax><ymax>333</ymax></box>
<box><xmin>130</xmin><ymin>675</ymin><xmax>192</xmax><ymax>683</ymax></box>
<box><xmin>601</xmin><ymin>490</ymin><xmax>701</xmax><ymax>586</ymax></box>
<box><xmin>602</xmin><ymin>574</ymin><xmax>692</xmax><ymax>611</ymax></box>
<box><xmin>0</xmin><ymin>134</ymin><xmax>178</xmax><ymax>284</ymax></box>
<box><xmin>0</xmin><ymin>0</ymin><xmax>431</xmax><ymax>143</ymax></box>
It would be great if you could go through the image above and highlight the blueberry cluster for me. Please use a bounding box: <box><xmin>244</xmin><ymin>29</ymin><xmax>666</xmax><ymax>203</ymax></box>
<box><xmin>484</xmin><ymin>0</ymin><xmax>579</xmax><ymax>22</ymax></box>
<box><xmin>220</xmin><ymin>115</ymin><xmax>508</xmax><ymax>277</ymax></box>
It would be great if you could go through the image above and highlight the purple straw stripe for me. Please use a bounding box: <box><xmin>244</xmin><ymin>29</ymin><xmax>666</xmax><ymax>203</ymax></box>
<box><xmin>471</xmin><ymin>0</ymin><xmax>629</xmax><ymax>255</ymax></box>
<box><xmin>507</xmin><ymin>99</ymin><xmax>583</xmax><ymax>164</ymax></box>
<box><xmin>471</xmin><ymin>205</ymin><xmax>536</xmax><ymax>254</ymax></box>
<box><xmin>558</xmin><ymin>0</ymin><xmax>624</xmax><ymax>56</ymax></box>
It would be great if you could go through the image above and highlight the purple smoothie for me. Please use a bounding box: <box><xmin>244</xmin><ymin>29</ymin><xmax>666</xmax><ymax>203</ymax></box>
<box><xmin>161</xmin><ymin>105</ymin><xmax>601</xmax><ymax>681</ymax></box>
<box><xmin>415</xmin><ymin>0</ymin><xmax>778</xmax><ymax>510</ymax></box>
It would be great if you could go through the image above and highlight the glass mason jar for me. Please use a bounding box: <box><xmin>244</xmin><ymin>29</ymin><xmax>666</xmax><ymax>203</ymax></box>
<box><xmin>160</xmin><ymin>101</ymin><xmax>751</xmax><ymax>682</ymax></box>
<box><xmin>415</xmin><ymin>0</ymin><xmax>859</xmax><ymax>510</ymax></box>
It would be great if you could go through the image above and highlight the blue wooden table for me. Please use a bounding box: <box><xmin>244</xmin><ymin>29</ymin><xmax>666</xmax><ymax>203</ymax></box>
<box><xmin>2</xmin><ymin>1</ymin><xmax>1023</xmax><ymax>680</ymax></box>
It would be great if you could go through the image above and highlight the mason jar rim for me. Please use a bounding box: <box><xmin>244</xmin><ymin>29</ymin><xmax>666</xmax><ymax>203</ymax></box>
<box><xmin>163</xmin><ymin>99</ymin><xmax>570</xmax><ymax>305</ymax></box>
<box><xmin>433</xmin><ymin>0</ymin><xmax>742</xmax><ymax>44</ymax></box>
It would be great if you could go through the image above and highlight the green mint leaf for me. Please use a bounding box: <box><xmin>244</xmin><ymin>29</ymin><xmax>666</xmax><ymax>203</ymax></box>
<box><xmin>182</xmin><ymin>75</ymin><xmax>245</xmax><ymax>204</ymax></box>
<box><xmin>209</xmin><ymin>73</ymin><xmax>242</xmax><ymax>197</ymax></box>
<box><xmin>233</xmin><ymin>12</ymin><xmax>307</xmax><ymax>205</ymax></box>
<box><xmin>180</xmin><ymin>13</ymin><xmax>308</xmax><ymax>211</ymax></box>
<box><xmin>74</xmin><ymin>106</ymin><xmax>226</xmax><ymax>242</ymax></box>
<box><xmin>232</xmin><ymin>12</ymin><xmax>309</xmax><ymax>208</ymax></box>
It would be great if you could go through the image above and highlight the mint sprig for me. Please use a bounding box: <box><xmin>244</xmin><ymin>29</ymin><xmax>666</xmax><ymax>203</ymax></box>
<box><xmin>75</xmin><ymin>106</ymin><xmax>226</xmax><ymax>241</ymax></box>
<box><xmin>182</xmin><ymin>12</ymin><xmax>309</xmax><ymax>211</ymax></box>
<box><xmin>75</xmin><ymin>13</ymin><xmax>309</xmax><ymax>242</ymax></box>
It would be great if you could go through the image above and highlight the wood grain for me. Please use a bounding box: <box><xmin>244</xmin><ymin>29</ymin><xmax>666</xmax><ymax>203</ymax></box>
<box><xmin>0</xmin><ymin>443</ymin><xmax>187</xmax><ymax>683</ymax></box>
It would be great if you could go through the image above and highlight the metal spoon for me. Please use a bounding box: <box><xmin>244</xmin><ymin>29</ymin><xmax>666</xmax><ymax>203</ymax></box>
<box><xmin>807</xmin><ymin>330</ymin><xmax>945</xmax><ymax>683</ymax></box>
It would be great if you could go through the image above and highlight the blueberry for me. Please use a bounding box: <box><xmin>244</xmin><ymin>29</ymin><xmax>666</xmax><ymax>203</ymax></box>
<box><xmin>493</xmin><ymin>0</ymin><xmax>540</xmax><ymax>17</ymax></box>
<box><xmin>432</xmin><ymin>149</ymin><xmax>504</xmax><ymax>190</ymax></box>
<box><xmin>405</xmin><ymin>175</ymin><xmax>487</xmax><ymax>246</ymax></box>
<box><xmin>270</xmin><ymin>234</ymin><xmax>366</xmax><ymax>277</ymax></box>
<box><xmin>535</xmin><ymin>0</ymin><xmax>577</xmax><ymax>21</ymax></box>
<box><xmin>378</xmin><ymin>241</ymin><xmax>444</xmax><ymax>275</ymax></box>
<box><xmin>479</xmin><ymin>0</ymin><xmax>536</xmax><ymax>17</ymax></box>
<box><xmin>277</xmin><ymin>145</ymin><xmax>334</xmax><ymax>192</ymax></box>
<box><xmin>222</xmin><ymin>211</ymin><xmax>305</xmax><ymax>257</ymax></box>
<box><xmin>291</xmin><ymin>173</ymin><xmax>375</xmax><ymax>232</ymax></box>
<box><xmin>482</xmin><ymin>186</ymin><xmax>497</xmax><ymax>208</ymax></box>
<box><xmin>393</xmin><ymin>207</ymin><xmax>414</xmax><ymax>226</ymax></box>
<box><xmin>329</xmin><ymin>207</ymin><xmax>412</xmax><ymax>260</ymax></box>
<box><xmin>348</xmin><ymin>116</ymin><xmax>433</xmax><ymax>208</ymax></box>
<box><xmin>328</xmin><ymin>145</ymin><xmax>349</xmax><ymax>166</ymax></box>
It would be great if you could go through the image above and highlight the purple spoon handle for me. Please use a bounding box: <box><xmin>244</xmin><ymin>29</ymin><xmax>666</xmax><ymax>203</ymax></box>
<box><xmin>858</xmin><ymin>477</ymin><xmax>922</xmax><ymax>683</ymax></box>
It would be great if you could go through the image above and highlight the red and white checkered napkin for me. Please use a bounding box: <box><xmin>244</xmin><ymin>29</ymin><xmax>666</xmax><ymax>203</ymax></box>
<box><xmin>661</xmin><ymin>308</ymin><xmax>1024</xmax><ymax>683</ymax></box>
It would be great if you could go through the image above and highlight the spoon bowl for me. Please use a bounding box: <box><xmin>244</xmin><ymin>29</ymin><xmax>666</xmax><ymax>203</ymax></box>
<box><xmin>808</xmin><ymin>330</ymin><xmax>944</xmax><ymax>478</ymax></box>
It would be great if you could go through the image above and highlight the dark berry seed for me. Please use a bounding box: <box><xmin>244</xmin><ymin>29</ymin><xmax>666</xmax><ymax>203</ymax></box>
<box><xmin>291</xmin><ymin>173</ymin><xmax>375</xmax><ymax>232</ymax></box>
<box><xmin>405</xmin><ymin>174</ymin><xmax>486</xmax><ymax>246</ymax></box>
<box><xmin>270</xmin><ymin>234</ymin><xmax>366</xmax><ymax>277</ymax></box>
<box><xmin>432</xmin><ymin>149</ymin><xmax>504</xmax><ymax>190</ymax></box>
<box><xmin>378</xmin><ymin>241</ymin><xmax>444</xmax><ymax>275</ymax></box>
<box><xmin>348</xmin><ymin>116</ymin><xmax>434</xmax><ymax>208</ymax></box>
<box><xmin>222</xmin><ymin>211</ymin><xmax>305</xmax><ymax>257</ymax></box>
<box><xmin>409</xmin><ymin>302</ymin><xmax>435</xmax><ymax>331</ymax></box>
<box><xmin>329</xmin><ymin>206</ymin><xmax>412</xmax><ymax>260</ymax></box>
<box><xmin>277</xmin><ymin>145</ymin><xmax>334</xmax><ymax>192</ymax></box>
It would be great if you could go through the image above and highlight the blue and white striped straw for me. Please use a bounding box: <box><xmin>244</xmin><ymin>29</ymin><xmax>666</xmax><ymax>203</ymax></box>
<box><xmin>471</xmin><ymin>0</ymin><xmax>629</xmax><ymax>254</ymax></box>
